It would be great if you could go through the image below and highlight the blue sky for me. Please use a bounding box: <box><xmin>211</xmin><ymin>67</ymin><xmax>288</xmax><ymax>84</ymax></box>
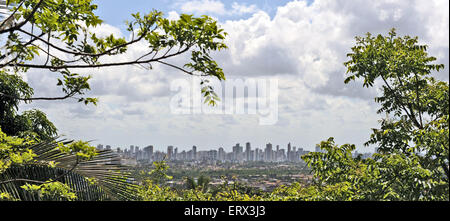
<box><xmin>94</xmin><ymin>0</ymin><xmax>307</xmax><ymax>30</ymax></box>
<box><xmin>20</xmin><ymin>0</ymin><xmax>449</xmax><ymax>153</ymax></box>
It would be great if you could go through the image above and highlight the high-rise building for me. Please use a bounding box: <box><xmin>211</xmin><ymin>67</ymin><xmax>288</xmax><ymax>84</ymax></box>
<box><xmin>167</xmin><ymin>145</ymin><xmax>174</xmax><ymax>160</ymax></box>
<box><xmin>207</xmin><ymin>150</ymin><xmax>218</xmax><ymax>161</ymax></box>
<box><xmin>192</xmin><ymin>146</ymin><xmax>197</xmax><ymax>160</ymax></box>
<box><xmin>232</xmin><ymin>143</ymin><xmax>244</xmax><ymax>162</ymax></box>
<box><xmin>179</xmin><ymin>150</ymin><xmax>186</xmax><ymax>161</ymax></box>
<box><xmin>218</xmin><ymin>147</ymin><xmax>225</xmax><ymax>162</ymax></box>
<box><xmin>245</xmin><ymin>142</ymin><xmax>251</xmax><ymax>162</ymax></box>
<box><xmin>255</xmin><ymin>148</ymin><xmax>263</xmax><ymax>161</ymax></box>
<box><xmin>144</xmin><ymin>145</ymin><xmax>153</xmax><ymax>161</ymax></box>
<box><xmin>232</xmin><ymin>143</ymin><xmax>237</xmax><ymax>161</ymax></box>
<box><xmin>265</xmin><ymin>143</ymin><xmax>273</xmax><ymax>162</ymax></box>
<box><xmin>292</xmin><ymin>146</ymin><xmax>297</xmax><ymax>162</ymax></box>
<box><xmin>136</xmin><ymin>146</ymin><xmax>143</xmax><ymax>160</ymax></box>
<box><xmin>276</xmin><ymin>145</ymin><xmax>280</xmax><ymax>161</ymax></box>
<box><xmin>287</xmin><ymin>143</ymin><xmax>292</xmax><ymax>161</ymax></box>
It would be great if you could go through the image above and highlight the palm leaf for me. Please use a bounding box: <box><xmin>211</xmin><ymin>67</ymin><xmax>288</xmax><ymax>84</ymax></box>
<box><xmin>0</xmin><ymin>138</ymin><xmax>139</xmax><ymax>201</ymax></box>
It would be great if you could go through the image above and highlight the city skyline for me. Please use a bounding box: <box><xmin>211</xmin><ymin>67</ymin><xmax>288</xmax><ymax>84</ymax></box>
<box><xmin>97</xmin><ymin>141</ymin><xmax>309</xmax><ymax>153</ymax></box>
<box><xmin>96</xmin><ymin>141</ymin><xmax>373</xmax><ymax>164</ymax></box>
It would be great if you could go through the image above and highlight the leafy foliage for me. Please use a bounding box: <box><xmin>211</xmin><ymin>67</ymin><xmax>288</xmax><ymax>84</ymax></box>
<box><xmin>1</xmin><ymin>0</ymin><xmax>227</xmax><ymax>105</ymax></box>
<box><xmin>136</xmin><ymin>162</ymin><xmax>264</xmax><ymax>201</ymax></box>
<box><xmin>0</xmin><ymin>71</ymin><xmax>57</xmax><ymax>140</ymax></box>
<box><xmin>299</xmin><ymin>138</ymin><xmax>448</xmax><ymax>200</ymax></box>
<box><xmin>184</xmin><ymin>175</ymin><xmax>211</xmax><ymax>192</ymax></box>
<box><xmin>0</xmin><ymin>128</ymin><xmax>138</xmax><ymax>201</ymax></box>
<box><xmin>294</xmin><ymin>29</ymin><xmax>449</xmax><ymax>201</ymax></box>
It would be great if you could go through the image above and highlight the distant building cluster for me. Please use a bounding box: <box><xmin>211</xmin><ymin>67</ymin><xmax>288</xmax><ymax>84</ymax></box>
<box><xmin>96</xmin><ymin>142</ymin><xmax>312</xmax><ymax>165</ymax></box>
<box><xmin>97</xmin><ymin>142</ymin><xmax>373</xmax><ymax>166</ymax></box>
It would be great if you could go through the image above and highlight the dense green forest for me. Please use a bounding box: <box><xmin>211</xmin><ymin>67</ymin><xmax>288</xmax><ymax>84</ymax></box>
<box><xmin>0</xmin><ymin>0</ymin><xmax>448</xmax><ymax>201</ymax></box>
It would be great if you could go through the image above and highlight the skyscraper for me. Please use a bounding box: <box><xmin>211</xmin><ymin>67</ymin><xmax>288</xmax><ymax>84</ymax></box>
<box><xmin>144</xmin><ymin>145</ymin><xmax>153</xmax><ymax>161</ymax></box>
<box><xmin>245</xmin><ymin>142</ymin><xmax>251</xmax><ymax>162</ymax></box>
<box><xmin>167</xmin><ymin>145</ymin><xmax>174</xmax><ymax>160</ymax></box>
<box><xmin>265</xmin><ymin>143</ymin><xmax>273</xmax><ymax>162</ymax></box>
<box><xmin>287</xmin><ymin>143</ymin><xmax>292</xmax><ymax>161</ymax></box>
<box><xmin>276</xmin><ymin>145</ymin><xmax>280</xmax><ymax>161</ymax></box>
<box><xmin>192</xmin><ymin>145</ymin><xmax>197</xmax><ymax>160</ymax></box>
<box><xmin>218</xmin><ymin>147</ymin><xmax>225</xmax><ymax>162</ymax></box>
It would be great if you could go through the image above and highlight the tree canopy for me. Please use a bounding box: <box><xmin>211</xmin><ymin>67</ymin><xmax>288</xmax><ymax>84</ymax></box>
<box><xmin>298</xmin><ymin>29</ymin><xmax>448</xmax><ymax>200</ymax></box>
<box><xmin>0</xmin><ymin>0</ymin><xmax>227</xmax><ymax>138</ymax></box>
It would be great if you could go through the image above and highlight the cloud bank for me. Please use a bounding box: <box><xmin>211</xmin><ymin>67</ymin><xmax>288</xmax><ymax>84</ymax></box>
<box><xmin>19</xmin><ymin>0</ymin><xmax>449</xmax><ymax>152</ymax></box>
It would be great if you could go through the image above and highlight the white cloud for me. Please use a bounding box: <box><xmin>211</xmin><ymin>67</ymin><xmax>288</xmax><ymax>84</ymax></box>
<box><xmin>216</xmin><ymin>0</ymin><xmax>448</xmax><ymax>88</ymax></box>
<box><xmin>230</xmin><ymin>2</ymin><xmax>259</xmax><ymax>15</ymax></box>
<box><xmin>18</xmin><ymin>0</ymin><xmax>449</xmax><ymax>151</ymax></box>
<box><xmin>178</xmin><ymin>0</ymin><xmax>226</xmax><ymax>15</ymax></box>
<box><xmin>175</xmin><ymin>0</ymin><xmax>259</xmax><ymax>16</ymax></box>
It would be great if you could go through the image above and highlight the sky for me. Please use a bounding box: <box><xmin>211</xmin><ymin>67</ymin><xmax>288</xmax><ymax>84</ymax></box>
<box><xmin>19</xmin><ymin>0</ymin><xmax>449</xmax><ymax>153</ymax></box>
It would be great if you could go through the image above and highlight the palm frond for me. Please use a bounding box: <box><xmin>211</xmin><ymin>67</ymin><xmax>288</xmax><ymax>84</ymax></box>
<box><xmin>0</xmin><ymin>138</ymin><xmax>139</xmax><ymax>201</ymax></box>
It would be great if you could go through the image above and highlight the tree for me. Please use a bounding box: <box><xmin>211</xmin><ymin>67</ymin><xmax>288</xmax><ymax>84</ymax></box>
<box><xmin>344</xmin><ymin>28</ymin><xmax>448</xmax><ymax>182</ymax></box>
<box><xmin>135</xmin><ymin>162</ymin><xmax>263</xmax><ymax>201</ymax></box>
<box><xmin>299</xmin><ymin>29</ymin><xmax>448</xmax><ymax>200</ymax></box>
<box><xmin>0</xmin><ymin>70</ymin><xmax>57</xmax><ymax>140</ymax></box>
<box><xmin>298</xmin><ymin>138</ymin><xmax>447</xmax><ymax>200</ymax></box>
<box><xmin>0</xmin><ymin>0</ymin><xmax>227</xmax><ymax>137</ymax></box>
<box><xmin>147</xmin><ymin>160</ymin><xmax>173</xmax><ymax>186</ymax></box>
<box><xmin>0</xmin><ymin>0</ymin><xmax>227</xmax><ymax>200</ymax></box>
<box><xmin>184</xmin><ymin>175</ymin><xmax>210</xmax><ymax>192</ymax></box>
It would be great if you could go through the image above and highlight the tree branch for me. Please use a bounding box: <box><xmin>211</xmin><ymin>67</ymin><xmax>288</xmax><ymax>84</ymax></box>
<box><xmin>0</xmin><ymin>32</ymin><xmax>45</xmax><ymax>68</ymax></box>
<box><xmin>0</xmin><ymin>0</ymin><xmax>25</xmax><ymax>30</ymax></box>
<box><xmin>413</xmin><ymin>73</ymin><xmax>424</xmax><ymax>128</ymax></box>
<box><xmin>0</xmin><ymin>0</ymin><xmax>44</xmax><ymax>34</ymax></box>
<box><xmin>381</xmin><ymin>75</ymin><xmax>423</xmax><ymax>129</ymax></box>
<box><xmin>7</xmin><ymin>45</ymin><xmax>191</xmax><ymax>70</ymax></box>
<box><xmin>17</xmin><ymin>25</ymin><xmax>150</xmax><ymax>58</ymax></box>
<box><xmin>395</xmin><ymin>75</ymin><xmax>423</xmax><ymax>129</ymax></box>
<box><xmin>0</xmin><ymin>89</ymin><xmax>77</xmax><ymax>101</ymax></box>
<box><xmin>157</xmin><ymin>60</ymin><xmax>205</xmax><ymax>76</ymax></box>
